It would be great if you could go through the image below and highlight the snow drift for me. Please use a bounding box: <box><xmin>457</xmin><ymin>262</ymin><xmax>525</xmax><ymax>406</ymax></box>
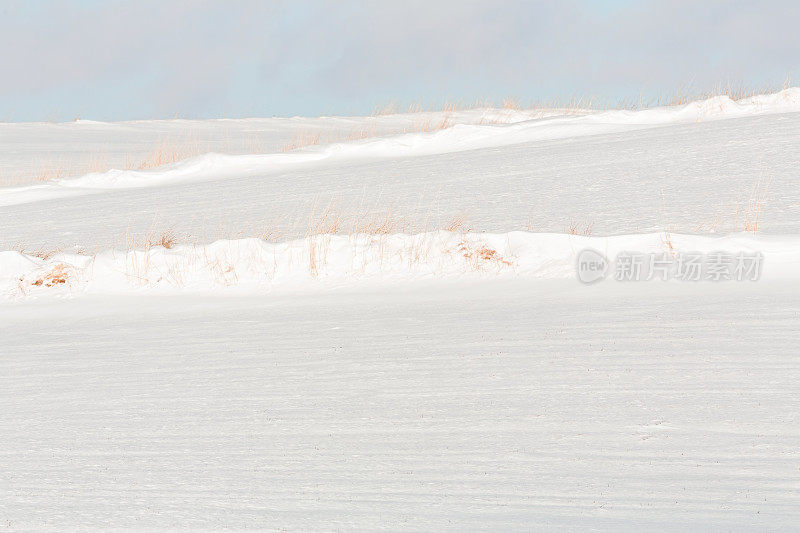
<box><xmin>4</xmin><ymin>230</ymin><xmax>799</xmax><ymax>300</ymax></box>
<box><xmin>2</xmin><ymin>88</ymin><xmax>800</xmax><ymax>207</ymax></box>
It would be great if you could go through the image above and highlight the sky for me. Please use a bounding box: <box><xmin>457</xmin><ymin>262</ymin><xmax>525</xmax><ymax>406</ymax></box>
<box><xmin>0</xmin><ymin>0</ymin><xmax>798</xmax><ymax>121</ymax></box>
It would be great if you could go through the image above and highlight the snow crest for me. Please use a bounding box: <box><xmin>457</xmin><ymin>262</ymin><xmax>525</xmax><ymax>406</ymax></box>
<box><xmin>2</xmin><ymin>89</ymin><xmax>800</xmax><ymax>207</ymax></box>
<box><xmin>4</xmin><ymin>231</ymin><xmax>800</xmax><ymax>300</ymax></box>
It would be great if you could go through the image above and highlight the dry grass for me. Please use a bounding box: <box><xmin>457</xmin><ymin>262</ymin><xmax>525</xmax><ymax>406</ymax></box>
<box><xmin>405</xmin><ymin>101</ymin><xmax>423</xmax><ymax>114</ymax></box>
<box><xmin>689</xmin><ymin>173</ymin><xmax>773</xmax><ymax>234</ymax></box>
<box><xmin>351</xmin><ymin>206</ymin><xmax>413</xmax><ymax>235</ymax></box>
<box><xmin>370</xmin><ymin>100</ymin><xmax>399</xmax><ymax>117</ymax></box>
<box><xmin>614</xmin><ymin>78</ymin><xmax>793</xmax><ymax>110</ymax></box>
<box><xmin>502</xmin><ymin>97</ymin><xmax>521</xmax><ymax>110</ymax></box>
<box><xmin>306</xmin><ymin>201</ymin><xmax>344</xmax><ymax>235</ymax></box>
<box><xmin>14</xmin><ymin>244</ymin><xmax>62</xmax><ymax>260</ymax></box>
<box><xmin>5</xmin><ymin>80</ymin><xmax>792</xmax><ymax>187</ymax></box>
<box><xmin>15</xmin><ymin>205</ymin><xmax>512</xmax><ymax>293</ymax></box>
<box><xmin>260</xmin><ymin>215</ymin><xmax>288</xmax><ymax>243</ymax></box>
<box><xmin>117</xmin><ymin>225</ymin><xmax>181</xmax><ymax>285</ymax></box>
<box><xmin>305</xmin><ymin>201</ymin><xmax>342</xmax><ymax>276</ymax></box>
<box><xmin>567</xmin><ymin>219</ymin><xmax>594</xmax><ymax>236</ymax></box>
<box><xmin>403</xmin><ymin>114</ymin><xmax>453</xmax><ymax>134</ymax></box>
<box><xmin>663</xmin><ymin>230</ymin><xmax>675</xmax><ymax>254</ymax></box>
<box><xmin>458</xmin><ymin>241</ymin><xmax>512</xmax><ymax>270</ymax></box>
<box><xmin>31</xmin><ymin>151</ymin><xmax>110</xmax><ymax>181</ymax></box>
<box><xmin>293</xmin><ymin>202</ymin><xmax>471</xmax><ymax>276</ymax></box>
<box><xmin>344</xmin><ymin>124</ymin><xmax>377</xmax><ymax>142</ymax></box>
<box><xmin>280</xmin><ymin>130</ymin><xmax>323</xmax><ymax>152</ymax></box>
<box><xmin>31</xmin><ymin>263</ymin><xmax>71</xmax><ymax>287</ymax></box>
<box><xmin>744</xmin><ymin>172</ymin><xmax>771</xmax><ymax>233</ymax></box>
<box><xmin>299</xmin><ymin>204</ymin><xmax>483</xmax><ymax>275</ymax></box>
<box><xmin>443</xmin><ymin>213</ymin><xmax>467</xmax><ymax>232</ymax></box>
<box><xmin>19</xmin><ymin>182</ymin><xmax>786</xmax><ymax>292</ymax></box>
<box><xmin>154</xmin><ymin>230</ymin><xmax>178</xmax><ymax>249</ymax></box>
<box><xmin>5</xmin><ymin>136</ymin><xmax>203</xmax><ymax>186</ymax></box>
<box><xmin>135</xmin><ymin>139</ymin><xmax>200</xmax><ymax>170</ymax></box>
<box><xmin>371</xmin><ymin>101</ymin><xmax>399</xmax><ymax>116</ymax></box>
<box><xmin>372</xmin><ymin>78</ymin><xmax>792</xmax><ymax>116</ymax></box>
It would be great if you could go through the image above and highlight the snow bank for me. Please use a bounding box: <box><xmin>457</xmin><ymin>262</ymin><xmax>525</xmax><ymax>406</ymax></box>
<box><xmin>4</xmin><ymin>231</ymin><xmax>800</xmax><ymax>300</ymax></box>
<box><xmin>2</xmin><ymin>89</ymin><xmax>800</xmax><ymax>207</ymax></box>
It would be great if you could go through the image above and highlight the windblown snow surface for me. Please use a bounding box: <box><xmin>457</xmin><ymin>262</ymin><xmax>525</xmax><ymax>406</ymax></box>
<box><xmin>2</xmin><ymin>91</ymin><xmax>800</xmax><ymax>530</ymax></box>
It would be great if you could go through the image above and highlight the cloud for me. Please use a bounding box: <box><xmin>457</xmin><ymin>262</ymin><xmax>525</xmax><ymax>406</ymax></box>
<box><xmin>0</xmin><ymin>0</ymin><xmax>274</xmax><ymax>118</ymax></box>
<box><xmin>0</xmin><ymin>0</ymin><xmax>797</xmax><ymax>120</ymax></box>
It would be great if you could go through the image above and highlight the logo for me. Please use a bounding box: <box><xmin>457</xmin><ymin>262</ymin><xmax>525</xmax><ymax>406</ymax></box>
<box><xmin>576</xmin><ymin>248</ymin><xmax>608</xmax><ymax>284</ymax></box>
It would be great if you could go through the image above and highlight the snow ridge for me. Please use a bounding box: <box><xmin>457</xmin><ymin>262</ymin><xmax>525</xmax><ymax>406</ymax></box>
<box><xmin>4</xmin><ymin>231</ymin><xmax>799</xmax><ymax>300</ymax></box>
<box><xmin>2</xmin><ymin>89</ymin><xmax>800</xmax><ymax>207</ymax></box>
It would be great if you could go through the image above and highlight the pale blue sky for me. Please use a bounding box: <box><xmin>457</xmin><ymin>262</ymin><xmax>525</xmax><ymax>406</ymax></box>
<box><xmin>1</xmin><ymin>0</ymin><xmax>797</xmax><ymax>121</ymax></box>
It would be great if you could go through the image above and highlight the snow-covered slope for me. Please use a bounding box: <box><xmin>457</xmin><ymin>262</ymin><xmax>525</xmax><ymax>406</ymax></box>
<box><xmin>3</xmin><ymin>281</ymin><xmax>800</xmax><ymax>530</ymax></box>
<box><xmin>2</xmin><ymin>91</ymin><xmax>800</xmax><ymax>257</ymax></box>
<box><xmin>3</xmin><ymin>90</ymin><xmax>800</xmax><ymax>530</ymax></box>
<box><xmin>3</xmin><ymin>89</ymin><xmax>800</xmax><ymax>204</ymax></box>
